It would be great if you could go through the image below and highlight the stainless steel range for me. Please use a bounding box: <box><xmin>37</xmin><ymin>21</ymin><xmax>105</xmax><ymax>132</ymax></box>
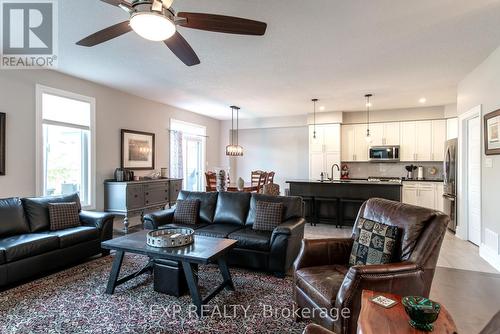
<box><xmin>367</xmin><ymin>176</ymin><xmax>403</xmax><ymax>184</ymax></box>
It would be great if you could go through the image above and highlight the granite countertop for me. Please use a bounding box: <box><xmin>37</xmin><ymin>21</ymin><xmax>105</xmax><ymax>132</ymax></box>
<box><xmin>402</xmin><ymin>179</ymin><xmax>444</xmax><ymax>183</ymax></box>
<box><xmin>286</xmin><ymin>179</ymin><xmax>402</xmax><ymax>186</ymax></box>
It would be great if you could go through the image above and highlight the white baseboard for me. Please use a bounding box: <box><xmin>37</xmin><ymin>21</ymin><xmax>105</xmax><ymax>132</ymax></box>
<box><xmin>480</xmin><ymin>243</ymin><xmax>500</xmax><ymax>272</ymax></box>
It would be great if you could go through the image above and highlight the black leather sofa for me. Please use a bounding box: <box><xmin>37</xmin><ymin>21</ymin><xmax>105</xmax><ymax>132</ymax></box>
<box><xmin>0</xmin><ymin>194</ymin><xmax>114</xmax><ymax>288</ymax></box>
<box><xmin>144</xmin><ymin>191</ymin><xmax>306</xmax><ymax>277</ymax></box>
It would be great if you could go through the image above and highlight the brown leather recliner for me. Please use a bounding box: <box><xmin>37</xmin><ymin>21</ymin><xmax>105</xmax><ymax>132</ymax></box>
<box><xmin>293</xmin><ymin>198</ymin><xmax>449</xmax><ymax>334</ymax></box>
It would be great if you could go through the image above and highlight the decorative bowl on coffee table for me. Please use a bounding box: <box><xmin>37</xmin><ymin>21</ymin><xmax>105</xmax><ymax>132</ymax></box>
<box><xmin>146</xmin><ymin>228</ymin><xmax>195</xmax><ymax>248</ymax></box>
<box><xmin>402</xmin><ymin>296</ymin><xmax>441</xmax><ymax>332</ymax></box>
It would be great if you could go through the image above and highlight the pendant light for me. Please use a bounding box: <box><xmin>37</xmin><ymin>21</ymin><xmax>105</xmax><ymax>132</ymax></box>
<box><xmin>226</xmin><ymin>106</ymin><xmax>244</xmax><ymax>156</ymax></box>
<box><xmin>312</xmin><ymin>98</ymin><xmax>319</xmax><ymax>139</ymax></box>
<box><xmin>365</xmin><ymin>94</ymin><xmax>373</xmax><ymax>144</ymax></box>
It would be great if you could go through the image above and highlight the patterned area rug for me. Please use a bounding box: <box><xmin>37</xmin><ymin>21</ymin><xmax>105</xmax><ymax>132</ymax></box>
<box><xmin>0</xmin><ymin>254</ymin><xmax>309</xmax><ymax>333</ymax></box>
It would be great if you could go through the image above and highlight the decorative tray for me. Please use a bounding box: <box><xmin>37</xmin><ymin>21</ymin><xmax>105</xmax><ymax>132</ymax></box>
<box><xmin>146</xmin><ymin>228</ymin><xmax>195</xmax><ymax>248</ymax></box>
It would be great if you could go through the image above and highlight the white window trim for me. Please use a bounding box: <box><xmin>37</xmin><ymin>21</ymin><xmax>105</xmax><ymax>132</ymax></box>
<box><xmin>35</xmin><ymin>84</ymin><xmax>96</xmax><ymax>210</ymax></box>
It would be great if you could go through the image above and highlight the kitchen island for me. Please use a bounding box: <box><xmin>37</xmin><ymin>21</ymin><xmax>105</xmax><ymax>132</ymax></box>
<box><xmin>287</xmin><ymin>179</ymin><xmax>402</xmax><ymax>227</ymax></box>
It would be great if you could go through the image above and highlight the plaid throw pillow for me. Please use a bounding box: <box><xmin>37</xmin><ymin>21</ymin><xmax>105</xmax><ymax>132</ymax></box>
<box><xmin>253</xmin><ymin>201</ymin><xmax>283</xmax><ymax>232</ymax></box>
<box><xmin>48</xmin><ymin>202</ymin><xmax>81</xmax><ymax>231</ymax></box>
<box><xmin>349</xmin><ymin>218</ymin><xmax>399</xmax><ymax>267</ymax></box>
<box><xmin>174</xmin><ymin>200</ymin><xmax>200</xmax><ymax>225</ymax></box>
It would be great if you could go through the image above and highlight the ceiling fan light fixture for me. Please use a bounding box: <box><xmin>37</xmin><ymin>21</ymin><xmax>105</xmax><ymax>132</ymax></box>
<box><xmin>130</xmin><ymin>12</ymin><xmax>176</xmax><ymax>41</ymax></box>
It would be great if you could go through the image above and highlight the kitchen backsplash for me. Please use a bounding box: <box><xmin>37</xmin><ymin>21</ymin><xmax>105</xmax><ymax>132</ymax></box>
<box><xmin>343</xmin><ymin>162</ymin><xmax>444</xmax><ymax>180</ymax></box>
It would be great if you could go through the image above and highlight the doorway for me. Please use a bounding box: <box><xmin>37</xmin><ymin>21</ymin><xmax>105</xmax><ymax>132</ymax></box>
<box><xmin>457</xmin><ymin>105</ymin><xmax>482</xmax><ymax>245</ymax></box>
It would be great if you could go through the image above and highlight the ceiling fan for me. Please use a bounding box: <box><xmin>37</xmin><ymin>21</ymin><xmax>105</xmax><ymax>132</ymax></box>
<box><xmin>76</xmin><ymin>0</ymin><xmax>268</xmax><ymax>66</ymax></box>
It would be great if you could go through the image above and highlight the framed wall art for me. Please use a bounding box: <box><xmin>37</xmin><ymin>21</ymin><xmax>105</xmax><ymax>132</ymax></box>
<box><xmin>121</xmin><ymin>129</ymin><xmax>155</xmax><ymax>170</ymax></box>
<box><xmin>484</xmin><ymin>109</ymin><xmax>500</xmax><ymax>155</ymax></box>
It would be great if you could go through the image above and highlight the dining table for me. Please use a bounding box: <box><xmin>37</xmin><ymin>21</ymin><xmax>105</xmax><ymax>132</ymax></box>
<box><xmin>226</xmin><ymin>183</ymin><xmax>258</xmax><ymax>192</ymax></box>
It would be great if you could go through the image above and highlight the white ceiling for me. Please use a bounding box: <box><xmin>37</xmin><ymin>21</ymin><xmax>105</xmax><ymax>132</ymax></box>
<box><xmin>58</xmin><ymin>0</ymin><xmax>500</xmax><ymax>120</ymax></box>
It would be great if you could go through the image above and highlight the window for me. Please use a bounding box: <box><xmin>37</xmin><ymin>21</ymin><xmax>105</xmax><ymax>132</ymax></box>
<box><xmin>36</xmin><ymin>85</ymin><xmax>96</xmax><ymax>209</ymax></box>
<box><xmin>170</xmin><ymin>119</ymin><xmax>206</xmax><ymax>192</ymax></box>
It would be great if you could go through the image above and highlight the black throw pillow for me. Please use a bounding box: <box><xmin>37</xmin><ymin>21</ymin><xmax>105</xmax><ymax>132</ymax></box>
<box><xmin>253</xmin><ymin>201</ymin><xmax>284</xmax><ymax>232</ymax></box>
<box><xmin>174</xmin><ymin>200</ymin><xmax>200</xmax><ymax>225</ymax></box>
<box><xmin>48</xmin><ymin>202</ymin><xmax>81</xmax><ymax>231</ymax></box>
<box><xmin>349</xmin><ymin>218</ymin><xmax>399</xmax><ymax>267</ymax></box>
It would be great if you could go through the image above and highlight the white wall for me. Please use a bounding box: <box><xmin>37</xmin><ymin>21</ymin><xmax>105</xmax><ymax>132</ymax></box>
<box><xmin>457</xmin><ymin>45</ymin><xmax>500</xmax><ymax>267</ymax></box>
<box><xmin>0</xmin><ymin>70</ymin><xmax>221</xmax><ymax>210</ymax></box>
<box><xmin>232</xmin><ymin>126</ymin><xmax>309</xmax><ymax>192</ymax></box>
<box><xmin>342</xmin><ymin>106</ymin><xmax>446</xmax><ymax>124</ymax></box>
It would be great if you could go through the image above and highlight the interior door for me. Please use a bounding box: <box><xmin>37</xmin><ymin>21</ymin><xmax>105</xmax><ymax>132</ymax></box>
<box><xmin>467</xmin><ymin>116</ymin><xmax>481</xmax><ymax>245</ymax></box>
<box><xmin>184</xmin><ymin>136</ymin><xmax>203</xmax><ymax>192</ymax></box>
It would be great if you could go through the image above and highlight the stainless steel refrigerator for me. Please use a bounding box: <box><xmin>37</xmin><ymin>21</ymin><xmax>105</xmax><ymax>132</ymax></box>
<box><xmin>443</xmin><ymin>139</ymin><xmax>458</xmax><ymax>231</ymax></box>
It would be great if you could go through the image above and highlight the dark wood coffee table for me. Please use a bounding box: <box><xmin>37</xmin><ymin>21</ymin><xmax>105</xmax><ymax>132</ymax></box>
<box><xmin>101</xmin><ymin>230</ymin><xmax>237</xmax><ymax>316</ymax></box>
<box><xmin>357</xmin><ymin>290</ymin><xmax>458</xmax><ymax>334</ymax></box>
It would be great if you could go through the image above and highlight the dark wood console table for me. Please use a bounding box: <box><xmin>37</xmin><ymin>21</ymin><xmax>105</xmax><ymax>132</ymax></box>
<box><xmin>104</xmin><ymin>178</ymin><xmax>182</xmax><ymax>233</ymax></box>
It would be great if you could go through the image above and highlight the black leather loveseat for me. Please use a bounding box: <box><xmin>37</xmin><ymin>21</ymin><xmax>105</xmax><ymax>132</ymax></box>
<box><xmin>0</xmin><ymin>194</ymin><xmax>114</xmax><ymax>287</ymax></box>
<box><xmin>144</xmin><ymin>191</ymin><xmax>306</xmax><ymax>277</ymax></box>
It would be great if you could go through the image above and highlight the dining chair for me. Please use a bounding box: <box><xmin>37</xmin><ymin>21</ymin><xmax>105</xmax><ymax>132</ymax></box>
<box><xmin>251</xmin><ymin>170</ymin><xmax>265</xmax><ymax>186</ymax></box>
<box><xmin>205</xmin><ymin>171</ymin><xmax>217</xmax><ymax>192</ymax></box>
<box><xmin>256</xmin><ymin>172</ymin><xmax>268</xmax><ymax>193</ymax></box>
<box><xmin>267</xmin><ymin>171</ymin><xmax>275</xmax><ymax>184</ymax></box>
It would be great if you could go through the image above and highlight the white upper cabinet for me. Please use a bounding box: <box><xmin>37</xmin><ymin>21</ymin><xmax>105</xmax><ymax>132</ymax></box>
<box><xmin>341</xmin><ymin>124</ymin><xmax>369</xmax><ymax>162</ymax></box>
<box><xmin>384</xmin><ymin>122</ymin><xmax>401</xmax><ymax>145</ymax></box>
<box><xmin>399</xmin><ymin>120</ymin><xmax>446</xmax><ymax>162</ymax></box>
<box><xmin>309</xmin><ymin>124</ymin><xmax>341</xmax><ymax>179</ymax></box>
<box><xmin>368</xmin><ymin>123</ymin><xmax>385</xmax><ymax>146</ymax></box>
<box><xmin>415</xmin><ymin>121</ymin><xmax>433</xmax><ymax>161</ymax></box>
<box><xmin>400</xmin><ymin>121</ymin><xmax>417</xmax><ymax>161</ymax></box>
<box><xmin>341</xmin><ymin>119</ymin><xmax>447</xmax><ymax>162</ymax></box>
<box><xmin>431</xmin><ymin>120</ymin><xmax>446</xmax><ymax>161</ymax></box>
<box><xmin>369</xmin><ymin>122</ymin><xmax>400</xmax><ymax>146</ymax></box>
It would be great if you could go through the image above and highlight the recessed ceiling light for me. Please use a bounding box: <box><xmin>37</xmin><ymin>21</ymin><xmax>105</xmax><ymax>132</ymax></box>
<box><xmin>419</xmin><ymin>97</ymin><xmax>427</xmax><ymax>104</ymax></box>
<box><xmin>319</xmin><ymin>106</ymin><xmax>326</xmax><ymax>111</ymax></box>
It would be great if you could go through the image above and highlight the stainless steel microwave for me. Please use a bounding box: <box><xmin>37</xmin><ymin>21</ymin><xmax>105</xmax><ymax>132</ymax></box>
<box><xmin>369</xmin><ymin>146</ymin><xmax>400</xmax><ymax>162</ymax></box>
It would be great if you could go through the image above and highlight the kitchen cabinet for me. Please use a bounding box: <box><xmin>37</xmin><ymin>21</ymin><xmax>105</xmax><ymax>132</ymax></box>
<box><xmin>446</xmin><ymin>118</ymin><xmax>458</xmax><ymax>140</ymax></box>
<box><xmin>402</xmin><ymin>182</ymin><xmax>444</xmax><ymax>211</ymax></box>
<box><xmin>309</xmin><ymin>124</ymin><xmax>341</xmax><ymax>179</ymax></box>
<box><xmin>432</xmin><ymin>120</ymin><xmax>446</xmax><ymax>161</ymax></box>
<box><xmin>369</xmin><ymin>122</ymin><xmax>400</xmax><ymax>146</ymax></box>
<box><xmin>341</xmin><ymin>124</ymin><xmax>369</xmax><ymax>162</ymax></box>
<box><xmin>399</xmin><ymin>120</ymin><xmax>446</xmax><ymax>162</ymax></box>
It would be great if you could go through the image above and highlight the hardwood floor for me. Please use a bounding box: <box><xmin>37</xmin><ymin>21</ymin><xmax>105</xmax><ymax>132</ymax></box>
<box><xmin>303</xmin><ymin>224</ymin><xmax>500</xmax><ymax>333</ymax></box>
<box><xmin>114</xmin><ymin>220</ymin><xmax>500</xmax><ymax>333</ymax></box>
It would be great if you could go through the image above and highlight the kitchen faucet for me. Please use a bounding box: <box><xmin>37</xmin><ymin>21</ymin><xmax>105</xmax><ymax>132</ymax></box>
<box><xmin>330</xmin><ymin>164</ymin><xmax>340</xmax><ymax>181</ymax></box>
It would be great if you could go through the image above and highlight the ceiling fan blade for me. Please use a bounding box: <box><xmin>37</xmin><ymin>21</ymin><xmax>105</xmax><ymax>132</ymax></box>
<box><xmin>177</xmin><ymin>12</ymin><xmax>267</xmax><ymax>36</ymax></box>
<box><xmin>76</xmin><ymin>21</ymin><xmax>132</xmax><ymax>47</ymax></box>
<box><xmin>164</xmin><ymin>31</ymin><xmax>201</xmax><ymax>66</ymax></box>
